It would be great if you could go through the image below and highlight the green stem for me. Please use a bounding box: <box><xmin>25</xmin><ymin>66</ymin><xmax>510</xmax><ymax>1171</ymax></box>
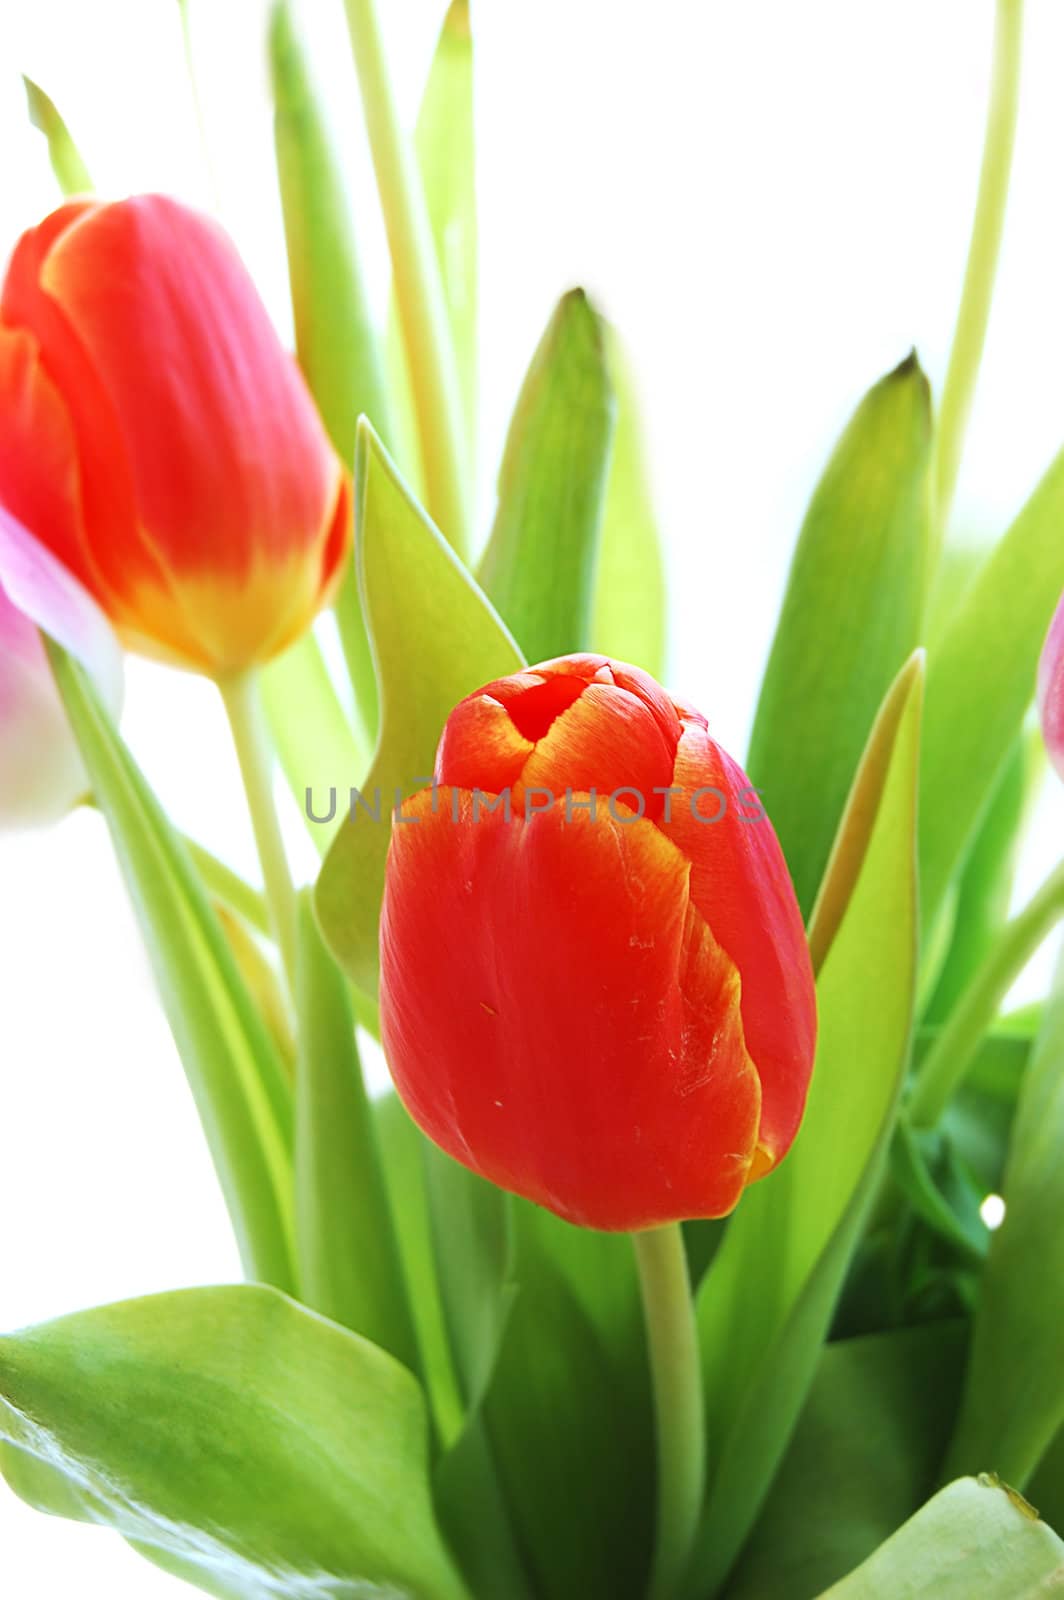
<box><xmin>219</xmin><ymin>671</ymin><xmax>299</xmax><ymax>995</ymax></box>
<box><xmin>909</xmin><ymin>856</ymin><xmax>1064</xmax><ymax>1128</ymax></box>
<box><xmin>633</xmin><ymin>1224</ymin><xmax>706</xmax><ymax>1600</ymax></box>
<box><xmin>343</xmin><ymin>0</ymin><xmax>469</xmax><ymax>555</ymax></box>
<box><xmin>934</xmin><ymin>0</ymin><xmax>1024</xmax><ymax>542</ymax></box>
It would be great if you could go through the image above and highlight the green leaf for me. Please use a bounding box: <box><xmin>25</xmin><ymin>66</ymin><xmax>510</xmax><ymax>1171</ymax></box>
<box><xmin>816</xmin><ymin>1476</ymin><xmax>1064</xmax><ymax>1599</ymax></box>
<box><xmin>45</xmin><ymin>642</ymin><xmax>295</xmax><ymax>1291</ymax></box>
<box><xmin>294</xmin><ymin>895</ymin><xmax>416</xmax><ymax>1369</ymax></box>
<box><xmin>315</xmin><ymin>421</ymin><xmax>523</xmax><ymax>996</ymax></box>
<box><xmin>371</xmin><ymin>1104</ymin><xmax>534</xmax><ymax>1597</ymax></box>
<box><xmin>22</xmin><ymin>76</ymin><xmax>92</xmax><ymax>196</ymax></box>
<box><xmin>945</xmin><ymin>948</ymin><xmax>1064</xmax><ymax>1486</ymax></box>
<box><xmin>888</xmin><ymin>1120</ymin><xmax>988</xmax><ymax>1262</ymax></box>
<box><xmin>747</xmin><ymin>355</ymin><xmax>932</xmax><ymax>916</ymax></box>
<box><xmin>374</xmin><ymin>1095</ymin><xmax>465</xmax><ymax>1444</ymax></box>
<box><xmin>940</xmin><ymin>1026</ymin><xmax>1031</xmax><ymax>1193</ymax></box>
<box><xmin>269</xmin><ymin>0</ymin><xmax>386</xmax><ymax>740</ymax></box>
<box><xmin>926</xmin><ymin>728</ymin><xmax>1043</xmax><ymax>1021</ymax></box>
<box><xmin>1028</xmin><ymin>1426</ymin><xmax>1064</xmax><ymax>1537</ymax></box>
<box><xmin>416</xmin><ymin>0</ymin><xmax>476</xmax><ymax>448</ymax></box>
<box><xmin>478</xmin><ymin>290</ymin><xmax>616</xmax><ymax>663</ymax></box>
<box><xmin>688</xmin><ymin>652</ymin><xmax>924</xmax><ymax>1595</ymax></box>
<box><xmin>423</xmin><ymin>1147</ymin><xmax>515</xmax><ymax>1411</ymax></box>
<box><xmin>727</xmin><ymin>1321</ymin><xmax>967</xmax><ymax>1600</ymax></box>
<box><xmin>261</xmin><ymin>630</ymin><xmax>369</xmax><ymax>852</ymax></box>
<box><xmin>480</xmin><ymin>1202</ymin><xmax>655</xmax><ymax>1600</ymax></box>
<box><xmin>0</xmin><ymin>1286</ymin><xmax>471</xmax><ymax>1600</ymax></box>
<box><xmin>806</xmin><ymin>650</ymin><xmax>926</xmax><ymax>974</ymax></box>
<box><xmin>589</xmin><ymin>329</ymin><xmax>667</xmax><ymax>676</ymax></box>
<box><xmin>921</xmin><ymin>444</ymin><xmax>1064</xmax><ymax>938</ymax></box>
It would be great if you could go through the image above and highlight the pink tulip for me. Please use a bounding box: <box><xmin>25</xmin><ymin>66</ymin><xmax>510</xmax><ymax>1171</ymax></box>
<box><xmin>0</xmin><ymin>505</ymin><xmax>122</xmax><ymax>828</ymax></box>
<box><xmin>1038</xmin><ymin>591</ymin><xmax>1064</xmax><ymax>784</ymax></box>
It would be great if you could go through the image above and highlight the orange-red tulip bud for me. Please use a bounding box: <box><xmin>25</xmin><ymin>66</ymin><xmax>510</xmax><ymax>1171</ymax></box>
<box><xmin>0</xmin><ymin>195</ymin><xmax>349</xmax><ymax>675</ymax></box>
<box><xmin>380</xmin><ymin>654</ymin><xmax>817</xmax><ymax>1231</ymax></box>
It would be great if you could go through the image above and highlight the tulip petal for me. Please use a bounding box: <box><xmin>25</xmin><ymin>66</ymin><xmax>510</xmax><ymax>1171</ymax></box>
<box><xmin>1037</xmin><ymin>591</ymin><xmax>1064</xmax><ymax>784</ymax></box>
<box><xmin>39</xmin><ymin>195</ymin><xmax>342</xmax><ymax>581</ymax></box>
<box><xmin>661</xmin><ymin>723</ymin><xmax>816</xmax><ymax>1168</ymax></box>
<box><xmin>0</xmin><ymin>203</ymin><xmax>161</xmax><ymax>610</ymax></box>
<box><xmin>520</xmin><ymin>681</ymin><xmax>679</xmax><ymax>819</ymax></box>
<box><xmin>0</xmin><ymin>324</ymin><xmax>90</xmax><ymax>589</ymax></box>
<box><xmin>532</xmin><ymin>652</ymin><xmax>684</xmax><ymax>754</ymax></box>
<box><xmin>435</xmin><ymin>690</ymin><xmax>535</xmax><ymax>791</ymax></box>
<box><xmin>381</xmin><ymin>789</ymin><xmax>761</xmax><ymax>1230</ymax></box>
<box><xmin>0</xmin><ymin>504</ymin><xmax>122</xmax><ymax>713</ymax></box>
<box><xmin>0</xmin><ymin>503</ymin><xmax>122</xmax><ymax>826</ymax></box>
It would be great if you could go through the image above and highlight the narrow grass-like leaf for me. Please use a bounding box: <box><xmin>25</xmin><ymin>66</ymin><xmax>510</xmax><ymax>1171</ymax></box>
<box><xmin>416</xmin><ymin>0</ymin><xmax>476</xmax><ymax>446</ymax></box>
<box><xmin>374</xmin><ymin>1094</ymin><xmax>465</xmax><ymax>1444</ymax></box>
<box><xmin>22</xmin><ymin>76</ymin><xmax>91</xmax><ymax>196</ymax></box>
<box><xmin>315</xmin><ymin>421</ymin><xmax>522</xmax><ymax>996</ymax></box>
<box><xmin>748</xmin><ymin>355</ymin><xmax>931</xmax><ymax>916</ymax></box>
<box><xmin>817</xmin><ymin>1476</ymin><xmax>1064</xmax><ymax>1600</ymax></box>
<box><xmin>921</xmin><ymin>443</ymin><xmax>1064</xmax><ymax>937</ymax></box>
<box><xmin>269</xmin><ymin>0</ymin><xmax>387</xmax><ymax>736</ymax></box>
<box><xmin>479</xmin><ymin>290</ymin><xmax>615</xmax><ymax>664</ymax></box>
<box><xmin>294</xmin><ymin>896</ymin><xmax>417</xmax><ymax>1370</ymax></box>
<box><xmin>926</xmin><ymin>728</ymin><xmax>1042</xmax><ymax>1020</ymax></box>
<box><xmin>590</xmin><ymin>329</ymin><xmax>667</xmax><ymax>676</ymax></box>
<box><xmin>945</xmin><ymin>947</ymin><xmax>1064</xmax><ymax>1485</ymax></box>
<box><xmin>688</xmin><ymin>653</ymin><xmax>923</xmax><ymax>1595</ymax></box>
<box><xmin>45</xmin><ymin>642</ymin><xmax>295</xmax><ymax>1292</ymax></box>
<box><xmin>728</xmin><ymin>1322</ymin><xmax>967</xmax><ymax>1600</ymax></box>
<box><xmin>0</xmin><ymin>1286</ymin><xmax>472</xmax><ymax>1600</ymax></box>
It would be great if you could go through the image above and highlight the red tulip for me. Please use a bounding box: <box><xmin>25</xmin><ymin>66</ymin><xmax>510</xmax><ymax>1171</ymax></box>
<box><xmin>0</xmin><ymin>195</ymin><xmax>349</xmax><ymax>675</ymax></box>
<box><xmin>380</xmin><ymin>654</ymin><xmax>817</xmax><ymax>1231</ymax></box>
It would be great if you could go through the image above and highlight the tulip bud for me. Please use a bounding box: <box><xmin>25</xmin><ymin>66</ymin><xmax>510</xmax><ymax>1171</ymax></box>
<box><xmin>1038</xmin><ymin>591</ymin><xmax>1064</xmax><ymax>783</ymax></box>
<box><xmin>0</xmin><ymin>195</ymin><xmax>350</xmax><ymax>676</ymax></box>
<box><xmin>0</xmin><ymin>503</ymin><xmax>123</xmax><ymax>829</ymax></box>
<box><xmin>380</xmin><ymin>654</ymin><xmax>816</xmax><ymax>1231</ymax></box>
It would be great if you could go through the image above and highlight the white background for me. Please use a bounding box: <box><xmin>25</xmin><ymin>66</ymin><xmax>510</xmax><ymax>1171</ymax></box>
<box><xmin>2</xmin><ymin>0</ymin><xmax>1064</xmax><ymax>1592</ymax></box>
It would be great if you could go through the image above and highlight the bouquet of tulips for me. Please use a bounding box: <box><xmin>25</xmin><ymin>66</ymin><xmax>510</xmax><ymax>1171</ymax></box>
<box><xmin>3</xmin><ymin>2</ymin><xmax>1064</xmax><ymax>1596</ymax></box>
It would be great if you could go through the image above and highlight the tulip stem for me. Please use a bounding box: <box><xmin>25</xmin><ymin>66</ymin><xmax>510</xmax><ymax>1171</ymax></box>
<box><xmin>633</xmin><ymin>1223</ymin><xmax>706</xmax><ymax>1600</ymax></box>
<box><xmin>219</xmin><ymin>671</ymin><xmax>299</xmax><ymax>997</ymax></box>
<box><xmin>909</xmin><ymin>855</ymin><xmax>1064</xmax><ymax>1129</ymax></box>
<box><xmin>934</xmin><ymin>0</ymin><xmax>1024</xmax><ymax>545</ymax></box>
<box><xmin>343</xmin><ymin>0</ymin><xmax>470</xmax><ymax>555</ymax></box>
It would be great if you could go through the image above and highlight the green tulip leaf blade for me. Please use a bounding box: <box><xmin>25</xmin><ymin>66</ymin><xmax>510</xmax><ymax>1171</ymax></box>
<box><xmin>590</xmin><ymin>328</ymin><xmax>668</xmax><ymax>677</ymax></box>
<box><xmin>815</xmin><ymin>1476</ymin><xmax>1064</xmax><ymax>1600</ymax></box>
<box><xmin>268</xmin><ymin>0</ymin><xmax>386</xmax><ymax>739</ymax></box>
<box><xmin>293</xmin><ymin>894</ymin><xmax>416</xmax><ymax>1370</ymax></box>
<box><xmin>945</xmin><ymin>945</ymin><xmax>1064</xmax><ymax>1487</ymax></box>
<box><xmin>373</xmin><ymin>1093</ymin><xmax>465</xmax><ymax>1444</ymax></box>
<box><xmin>478</xmin><ymin>289</ymin><xmax>616</xmax><ymax>665</ymax></box>
<box><xmin>748</xmin><ymin>354</ymin><xmax>932</xmax><ymax>918</ymax></box>
<box><xmin>925</xmin><ymin>728</ymin><xmax>1043</xmax><ymax>1021</ymax></box>
<box><xmin>315</xmin><ymin>419</ymin><xmax>523</xmax><ymax>997</ymax></box>
<box><xmin>688</xmin><ymin>651</ymin><xmax>924</xmax><ymax>1594</ymax></box>
<box><xmin>23</xmin><ymin>75</ymin><xmax>92</xmax><ymax>197</ymax></box>
<box><xmin>921</xmin><ymin>442</ymin><xmax>1064</xmax><ymax>938</ymax></box>
<box><xmin>0</xmin><ymin>1286</ymin><xmax>471</xmax><ymax>1600</ymax></box>
<box><xmin>476</xmin><ymin>1199</ymin><xmax>656</xmax><ymax>1599</ymax></box>
<box><xmin>44</xmin><ymin>641</ymin><xmax>295</xmax><ymax>1292</ymax></box>
<box><xmin>727</xmin><ymin>1321</ymin><xmax>967</xmax><ymax>1600</ymax></box>
<box><xmin>416</xmin><ymin>0</ymin><xmax>477</xmax><ymax>447</ymax></box>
